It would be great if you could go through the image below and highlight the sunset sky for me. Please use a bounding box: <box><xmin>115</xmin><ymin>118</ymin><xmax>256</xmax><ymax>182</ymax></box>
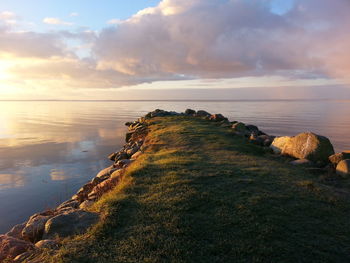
<box><xmin>0</xmin><ymin>0</ymin><xmax>349</xmax><ymax>100</ymax></box>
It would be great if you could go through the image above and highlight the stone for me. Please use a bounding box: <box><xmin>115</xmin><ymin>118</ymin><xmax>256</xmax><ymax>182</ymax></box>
<box><xmin>56</xmin><ymin>199</ymin><xmax>79</xmax><ymax>211</ymax></box>
<box><xmin>115</xmin><ymin>152</ymin><xmax>129</xmax><ymax>162</ymax></box>
<box><xmin>282</xmin><ymin>132</ymin><xmax>335</xmax><ymax>163</ymax></box>
<box><xmin>108</xmin><ymin>152</ymin><xmax>118</xmax><ymax>161</ymax></box>
<box><xmin>258</xmin><ymin>135</ymin><xmax>274</xmax><ymax>147</ymax></box>
<box><xmin>96</xmin><ymin>166</ymin><xmax>113</xmax><ymax>179</ymax></box>
<box><xmin>43</xmin><ymin>210</ymin><xmax>99</xmax><ymax>239</ymax></box>
<box><xmin>116</xmin><ymin>159</ymin><xmax>134</xmax><ymax>168</ymax></box>
<box><xmin>126</xmin><ymin>146</ymin><xmax>139</xmax><ymax>157</ymax></box>
<box><xmin>131</xmin><ymin>151</ymin><xmax>142</xmax><ymax>160</ymax></box>
<box><xmin>126</xmin><ymin>132</ymin><xmax>134</xmax><ymax>142</ymax></box>
<box><xmin>125</xmin><ymin>121</ymin><xmax>133</xmax><ymax>126</ymax></box>
<box><xmin>246</xmin><ymin>124</ymin><xmax>259</xmax><ymax>134</ymax></box>
<box><xmin>79</xmin><ymin>200</ymin><xmax>94</xmax><ymax>210</ymax></box>
<box><xmin>336</xmin><ymin>159</ymin><xmax>350</xmax><ymax>178</ymax></box>
<box><xmin>185</xmin><ymin>109</ymin><xmax>196</xmax><ymax>115</ymax></box>
<box><xmin>35</xmin><ymin>239</ymin><xmax>59</xmax><ymax>249</ymax></box>
<box><xmin>74</xmin><ymin>183</ymin><xmax>95</xmax><ymax>202</ymax></box>
<box><xmin>209</xmin><ymin>114</ymin><xmax>228</xmax><ymax>122</ymax></box>
<box><xmin>290</xmin><ymin>159</ymin><xmax>313</xmax><ymax>166</ymax></box>
<box><xmin>232</xmin><ymin>122</ymin><xmax>248</xmax><ymax>134</ymax></box>
<box><xmin>91</xmin><ymin>176</ymin><xmax>103</xmax><ymax>186</ymax></box>
<box><xmin>6</xmin><ymin>222</ymin><xmax>26</xmax><ymax>239</ymax></box>
<box><xmin>22</xmin><ymin>213</ymin><xmax>53</xmax><ymax>242</ymax></box>
<box><xmin>249</xmin><ymin>134</ymin><xmax>264</xmax><ymax>146</ymax></box>
<box><xmin>329</xmin><ymin>151</ymin><xmax>350</xmax><ymax>165</ymax></box>
<box><xmin>195</xmin><ymin>110</ymin><xmax>211</xmax><ymax>118</ymax></box>
<box><xmin>88</xmin><ymin>176</ymin><xmax>121</xmax><ymax>200</ymax></box>
<box><xmin>0</xmin><ymin>235</ymin><xmax>35</xmax><ymax>261</ymax></box>
<box><xmin>270</xmin><ymin>136</ymin><xmax>292</xmax><ymax>154</ymax></box>
<box><xmin>111</xmin><ymin>169</ymin><xmax>123</xmax><ymax>179</ymax></box>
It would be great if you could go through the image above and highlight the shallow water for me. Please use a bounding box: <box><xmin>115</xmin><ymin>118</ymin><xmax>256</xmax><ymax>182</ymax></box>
<box><xmin>0</xmin><ymin>100</ymin><xmax>349</xmax><ymax>233</ymax></box>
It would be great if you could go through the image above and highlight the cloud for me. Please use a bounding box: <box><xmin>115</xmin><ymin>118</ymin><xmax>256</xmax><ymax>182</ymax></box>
<box><xmin>0</xmin><ymin>11</ymin><xmax>16</xmax><ymax>20</ymax></box>
<box><xmin>1</xmin><ymin>0</ymin><xmax>350</xmax><ymax>95</ymax></box>
<box><xmin>107</xmin><ymin>19</ymin><xmax>121</xmax><ymax>25</ymax></box>
<box><xmin>69</xmin><ymin>12</ymin><xmax>79</xmax><ymax>17</ymax></box>
<box><xmin>43</xmin><ymin>17</ymin><xmax>73</xmax><ymax>26</ymax></box>
<box><xmin>93</xmin><ymin>0</ymin><xmax>350</xmax><ymax>83</ymax></box>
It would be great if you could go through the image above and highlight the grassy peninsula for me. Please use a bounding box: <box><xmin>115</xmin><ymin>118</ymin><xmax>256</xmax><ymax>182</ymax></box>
<box><xmin>28</xmin><ymin>115</ymin><xmax>350</xmax><ymax>262</ymax></box>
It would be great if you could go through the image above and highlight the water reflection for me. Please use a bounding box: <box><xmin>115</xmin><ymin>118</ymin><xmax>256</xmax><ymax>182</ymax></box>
<box><xmin>0</xmin><ymin>173</ymin><xmax>26</xmax><ymax>189</ymax></box>
<box><xmin>0</xmin><ymin>100</ymin><xmax>349</xmax><ymax>233</ymax></box>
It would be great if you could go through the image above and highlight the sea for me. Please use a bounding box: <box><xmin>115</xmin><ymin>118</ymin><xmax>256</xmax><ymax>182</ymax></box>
<box><xmin>0</xmin><ymin>100</ymin><xmax>349</xmax><ymax>233</ymax></box>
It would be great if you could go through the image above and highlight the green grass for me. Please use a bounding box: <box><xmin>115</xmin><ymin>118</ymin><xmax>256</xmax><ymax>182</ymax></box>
<box><xmin>33</xmin><ymin>116</ymin><xmax>350</xmax><ymax>263</ymax></box>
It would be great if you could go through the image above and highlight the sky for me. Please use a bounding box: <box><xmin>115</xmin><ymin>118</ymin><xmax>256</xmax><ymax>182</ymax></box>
<box><xmin>0</xmin><ymin>0</ymin><xmax>349</xmax><ymax>100</ymax></box>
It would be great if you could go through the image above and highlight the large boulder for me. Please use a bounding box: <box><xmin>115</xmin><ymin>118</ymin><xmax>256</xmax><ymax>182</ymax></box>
<box><xmin>336</xmin><ymin>159</ymin><xmax>350</xmax><ymax>178</ymax></box>
<box><xmin>6</xmin><ymin>222</ymin><xmax>26</xmax><ymax>239</ymax></box>
<box><xmin>232</xmin><ymin>122</ymin><xmax>248</xmax><ymax>135</ymax></box>
<box><xmin>329</xmin><ymin>151</ymin><xmax>350</xmax><ymax>165</ymax></box>
<box><xmin>22</xmin><ymin>212</ymin><xmax>53</xmax><ymax>242</ymax></box>
<box><xmin>0</xmin><ymin>235</ymin><xmax>35</xmax><ymax>261</ymax></box>
<box><xmin>35</xmin><ymin>239</ymin><xmax>59</xmax><ymax>249</ymax></box>
<box><xmin>282</xmin><ymin>132</ymin><xmax>334</xmax><ymax>163</ymax></box>
<box><xmin>185</xmin><ymin>109</ymin><xmax>196</xmax><ymax>115</ymax></box>
<box><xmin>43</xmin><ymin>210</ymin><xmax>99</xmax><ymax>239</ymax></box>
<box><xmin>209</xmin><ymin>114</ymin><xmax>228</xmax><ymax>122</ymax></box>
<box><xmin>270</xmin><ymin>136</ymin><xmax>292</xmax><ymax>154</ymax></box>
<box><xmin>195</xmin><ymin>110</ymin><xmax>211</xmax><ymax>118</ymax></box>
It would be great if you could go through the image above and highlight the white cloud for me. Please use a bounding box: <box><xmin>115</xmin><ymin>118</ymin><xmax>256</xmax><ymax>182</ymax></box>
<box><xmin>69</xmin><ymin>12</ymin><xmax>79</xmax><ymax>17</ymax></box>
<box><xmin>1</xmin><ymin>0</ymin><xmax>350</xmax><ymax>94</ymax></box>
<box><xmin>0</xmin><ymin>11</ymin><xmax>16</xmax><ymax>20</ymax></box>
<box><xmin>107</xmin><ymin>19</ymin><xmax>122</xmax><ymax>25</ymax></box>
<box><xmin>43</xmin><ymin>17</ymin><xmax>73</xmax><ymax>26</ymax></box>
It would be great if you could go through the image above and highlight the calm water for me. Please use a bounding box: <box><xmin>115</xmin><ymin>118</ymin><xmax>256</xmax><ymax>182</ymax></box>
<box><xmin>0</xmin><ymin>100</ymin><xmax>350</xmax><ymax>233</ymax></box>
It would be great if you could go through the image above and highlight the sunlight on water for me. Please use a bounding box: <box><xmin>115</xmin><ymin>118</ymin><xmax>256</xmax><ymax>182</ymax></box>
<box><xmin>0</xmin><ymin>100</ymin><xmax>349</xmax><ymax>233</ymax></box>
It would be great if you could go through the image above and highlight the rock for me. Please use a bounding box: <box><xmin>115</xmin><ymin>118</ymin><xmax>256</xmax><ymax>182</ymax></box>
<box><xmin>79</xmin><ymin>200</ymin><xmax>94</xmax><ymax>210</ymax></box>
<box><xmin>22</xmin><ymin>213</ymin><xmax>53</xmax><ymax>242</ymax></box>
<box><xmin>282</xmin><ymin>132</ymin><xmax>334</xmax><ymax>164</ymax></box>
<box><xmin>56</xmin><ymin>199</ymin><xmax>79</xmax><ymax>211</ymax></box>
<box><xmin>195</xmin><ymin>110</ymin><xmax>211</xmax><ymax>118</ymax></box>
<box><xmin>115</xmin><ymin>152</ymin><xmax>129</xmax><ymax>162</ymax></box>
<box><xmin>108</xmin><ymin>152</ymin><xmax>118</xmax><ymax>161</ymax></box>
<box><xmin>0</xmin><ymin>235</ymin><xmax>35</xmax><ymax>261</ymax></box>
<box><xmin>270</xmin><ymin>136</ymin><xmax>292</xmax><ymax>154</ymax></box>
<box><xmin>88</xmin><ymin>176</ymin><xmax>121</xmax><ymax>200</ymax></box>
<box><xmin>290</xmin><ymin>159</ymin><xmax>313</xmax><ymax>166</ymax></box>
<box><xmin>125</xmin><ymin>121</ymin><xmax>133</xmax><ymax>126</ymax></box>
<box><xmin>116</xmin><ymin>159</ymin><xmax>134</xmax><ymax>168</ymax></box>
<box><xmin>246</xmin><ymin>124</ymin><xmax>259</xmax><ymax>135</ymax></box>
<box><xmin>185</xmin><ymin>109</ymin><xmax>196</xmax><ymax>115</ymax></box>
<box><xmin>329</xmin><ymin>151</ymin><xmax>350</xmax><ymax>165</ymax></box>
<box><xmin>336</xmin><ymin>159</ymin><xmax>350</xmax><ymax>178</ymax></box>
<box><xmin>96</xmin><ymin>166</ymin><xmax>113</xmax><ymax>179</ymax></box>
<box><xmin>111</xmin><ymin>169</ymin><xmax>123</xmax><ymax>179</ymax></box>
<box><xmin>249</xmin><ymin>134</ymin><xmax>264</xmax><ymax>146</ymax></box>
<box><xmin>209</xmin><ymin>114</ymin><xmax>228</xmax><ymax>122</ymax></box>
<box><xmin>35</xmin><ymin>239</ymin><xmax>59</xmax><ymax>249</ymax></box>
<box><xmin>232</xmin><ymin>122</ymin><xmax>248</xmax><ymax>134</ymax></box>
<box><xmin>258</xmin><ymin>135</ymin><xmax>274</xmax><ymax>147</ymax></box>
<box><xmin>126</xmin><ymin>132</ymin><xmax>134</xmax><ymax>142</ymax></box>
<box><xmin>126</xmin><ymin>146</ymin><xmax>139</xmax><ymax>157</ymax></box>
<box><xmin>43</xmin><ymin>210</ymin><xmax>99</xmax><ymax>239</ymax></box>
<box><xmin>6</xmin><ymin>223</ymin><xmax>26</xmax><ymax>239</ymax></box>
<box><xmin>75</xmin><ymin>182</ymin><xmax>95</xmax><ymax>201</ymax></box>
<box><xmin>131</xmin><ymin>151</ymin><xmax>142</xmax><ymax>160</ymax></box>
<box><xmin>91</xmin><ymin>176</ymin><xmax>103</xmax><ymax>186</ymax></box>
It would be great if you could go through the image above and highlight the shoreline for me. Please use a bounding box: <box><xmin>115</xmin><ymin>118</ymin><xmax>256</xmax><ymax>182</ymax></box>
<box><xmin>1</xmin><ymin>109</ymin><xmax>349</xmax><ymax>262</ymax></box>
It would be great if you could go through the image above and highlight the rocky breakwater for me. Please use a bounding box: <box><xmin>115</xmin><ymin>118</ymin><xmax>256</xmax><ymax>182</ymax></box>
<box><xmin>0</xmin><ymin>115</ymin><xmax>151</xmax><ymax>262</ymax></box>
<box><xmin>1</xmin><ymin>108</ymin><xmax>349</xmax><ymax>262</ymax></box>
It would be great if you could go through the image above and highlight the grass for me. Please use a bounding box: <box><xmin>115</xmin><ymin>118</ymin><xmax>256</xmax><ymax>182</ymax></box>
<box><xmin>31</xmin><ymin>116</ymin><xmax>350</xmax><ymax>263</ymax></box>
